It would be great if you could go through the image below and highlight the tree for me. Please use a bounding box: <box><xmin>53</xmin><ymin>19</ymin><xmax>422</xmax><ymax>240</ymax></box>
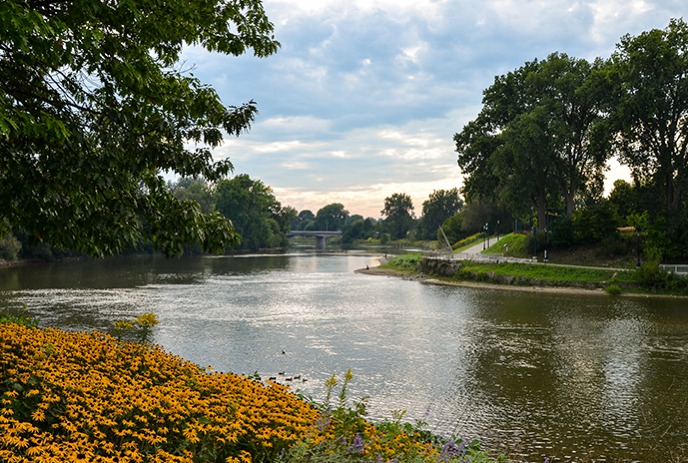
<box><xmin>381</xmin><ymin>193</ymin><xmax>415</xmax><ymax>240</ymax></box>
<box><xmin>169</xmin><ymin>178</ymin><xmax>216</xmax><ymax>215</ymax></box>
<box><xmin>610</xmin><ymin>18</ymin><xmax>688</xmax><ymax>210</ymax></box>
<box><xmin>290</xmin><ymin>210</ymin><xmax>314</xmax><ymax>230</ymax></box>
<box><xmin>215</xmin><ymin>175</ymin><xmax>288</xmax><ymax>251</ymax></box>
<box><xmin>314</xmin><ymin>203</ymin><xmax>349</xmax><ymax>231</ymax></box>
<box><xmin>417</xmin><ymin>188</ymin><xmax>463</xmax><ymax>240</ymax></box>
<box><xmin>0</xmin><ymin>0</ymin><xmax>279</xmax><ymax>257</ymax></box>
<box><xmin>456</xmin><ymin>53</ymin><xmax>612</xmax><ymax>229</ymax></box>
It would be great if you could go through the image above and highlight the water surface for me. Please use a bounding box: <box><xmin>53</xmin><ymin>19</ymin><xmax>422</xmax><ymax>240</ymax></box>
<box><xmin>1</xmin><ymin>253</ymin><xmax>687</xmax><ymax>462</ymax></box>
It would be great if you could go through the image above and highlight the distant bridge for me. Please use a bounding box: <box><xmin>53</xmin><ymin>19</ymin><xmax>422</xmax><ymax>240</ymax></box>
<box><xmin>285</xmin><ymin>230</ymin><xmax>342</xmax><ymax>250</ymax></box>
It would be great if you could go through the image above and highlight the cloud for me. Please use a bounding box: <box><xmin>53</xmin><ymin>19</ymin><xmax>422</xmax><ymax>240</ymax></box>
<box><xmin>176</xmin><ymin>0</ymin><xmax>684</xmax><ymax>215</ymax></box>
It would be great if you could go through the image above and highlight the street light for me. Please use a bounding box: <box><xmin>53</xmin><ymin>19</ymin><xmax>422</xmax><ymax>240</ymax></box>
<box><xmin>533</xmin><ymin>226</ymin><xmax>537</xmax><ymax>260</ymax></box>
<box><xmin>497</xmin><ymin>220</ymin><xmax>500</xmax><ymax>243</ymax></box>
<box><xmin>486</xmin><ymin>223</ymin><xmax>490</xmax><ymax>248</ymax></box>
<box><xmin>483</xmin><ymin>223</ymin><xmax>487</xmax><ymax>250</ymax></box>
<box><xmin>544</xmin><ymin>227</ymin><xmax>548</xmax><ymax>264</ymax></box>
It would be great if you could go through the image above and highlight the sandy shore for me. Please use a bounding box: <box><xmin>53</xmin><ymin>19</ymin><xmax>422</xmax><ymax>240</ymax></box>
<box><xmin>355</xmin><ymin>265</ymin><xmax>686</xmax><ymax>299</ymax></box>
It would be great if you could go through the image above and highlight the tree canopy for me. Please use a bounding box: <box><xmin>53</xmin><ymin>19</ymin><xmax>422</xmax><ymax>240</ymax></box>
<box><xmin>0</xmin><ymin>0</ymin><xmax>279</xmax><ymax>257</ymax></box>
<box><xmin>417</xmin><ymin>188</ymin><xmax>463</xmax><ymax>240</ymax></box>
<box><xmin>456</xmin><ymin>53</ymin><xmax>612</xmax><ymax>229</ymax></box>
<box><xmin>215</xmin><ymin>174</ymin><xmax>293</xmax><ymax>251</ymax></box>
<box><xmin>610</xmin><ymin>18</ymin><xmax>688</xmax><ymax>209</ymax></box>
<box><xmin>314</xmin><ymin>203</ymin><xmax>349</xmax><ymax>231</ymax></box>
<box><xmin>381</xmin><ymin>193</ymin><xmax>415</xmax><ymax>240</ymax></box>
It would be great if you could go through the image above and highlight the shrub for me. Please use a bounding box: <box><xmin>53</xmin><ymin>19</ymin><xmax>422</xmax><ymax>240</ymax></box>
<box><xmin>548</xmin><ymin>219</ymin><xmax>575</xmax><ymax>249</ymax></box>
<box><xmin>0</xmin><ymin>233</ymin><xmax>21</xmax><ymax>262</ymax></box>
<box><xmin>605</xmin><ymin>284</ymin><xmax>622</xmax><ymax>295</ymax></box>
<box><xmin>573</xmin><ymin>200</ymin><xmax>621</xmax><ymax>244</ymax></box>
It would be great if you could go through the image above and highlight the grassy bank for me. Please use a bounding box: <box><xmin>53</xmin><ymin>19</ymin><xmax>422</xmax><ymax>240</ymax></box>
<box><xmin>383</xmin><ymin>253</ymin><xmax>688</xmax><ymax>296</ymax></box>
<box><xmin>0</xmin><ymin>320</ymin><xmax>504</xmax><ymax>463</ymax></box>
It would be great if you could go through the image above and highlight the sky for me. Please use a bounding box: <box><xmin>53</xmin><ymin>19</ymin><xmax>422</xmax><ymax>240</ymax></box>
<box><xmin>180</xmin><ymin>0</ymin><xmax>687</xmax><ymax>218</ymax></box>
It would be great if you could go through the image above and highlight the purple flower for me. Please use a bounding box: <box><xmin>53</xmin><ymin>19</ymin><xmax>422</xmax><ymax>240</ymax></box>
<box><xmin>348</xmin><ymin>433</ymin><xmax>366</xmax><ymax>454</ymax></box>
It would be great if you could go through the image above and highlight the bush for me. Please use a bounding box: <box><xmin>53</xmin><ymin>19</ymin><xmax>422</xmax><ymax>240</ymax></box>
<box><xmin>548</xmin><ymin>219</ymin><xmax>575</xmax><ymax>249</ymax></box>
<box><xmin>573</xmin><ymin>200</ymin><xmax>621</xmax><ymax>244</ymax></box>
<box><xmin>0</xmin><ymin>233</ymin><xmax>21</xmax><ymax>261</ymax></box>
<box><xmin>605</xmin><ymin>284</ymin><xmax>622</xmax><ymax>295</ymax></box>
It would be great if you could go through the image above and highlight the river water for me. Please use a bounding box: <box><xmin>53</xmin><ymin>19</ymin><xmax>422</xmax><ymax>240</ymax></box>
<box><xmin>1</xmin><ymin>252</ymin><xmax>687</xmax><ymax>462</ymax></box>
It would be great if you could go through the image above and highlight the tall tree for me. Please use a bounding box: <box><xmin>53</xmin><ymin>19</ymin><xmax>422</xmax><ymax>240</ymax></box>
<box><xmin>215</xmin><ymin>175</ymin><xmax>288</xmax><ymax>251</ymax></box>
<box><xmin>314</xmin><ymin>203</ymin><xmax>349</xmax><ymax>231</ymax></box>
<box><xmin>456</xmin><ymin>53</ymin><xmax>611</xmax><ymax>228</ymax></box>
<box><xmin>418</xmin><ymin>188</ymin><xmax>463</xmax><ymax>240</ymax></box>
<box><xmin>381</xmin><ymin>193</ymin><xmax>415</xmax><ymax>240</ymax></box>
<box><xmin>610</xmin><ymin>18</ymin><xmax>688</xmax><ymax>209</ymax></box>
<box><xmin>0</xmin><ymin>0</ymin><xmax>279</xmax><ymax>257</ymax></box>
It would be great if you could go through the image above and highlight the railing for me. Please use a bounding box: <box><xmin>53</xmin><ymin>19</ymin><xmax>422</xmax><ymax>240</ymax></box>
<box><xmin>660</xmin><ymin>265</ymin><xmax>688</xmax><ymax>277</ymax></box>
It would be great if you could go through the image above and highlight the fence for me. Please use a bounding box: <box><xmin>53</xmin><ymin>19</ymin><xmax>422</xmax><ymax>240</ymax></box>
<box><xmin>659</xmin><ymin>265</ymin><xmax>688</xmax><ymax>277</ymax></box>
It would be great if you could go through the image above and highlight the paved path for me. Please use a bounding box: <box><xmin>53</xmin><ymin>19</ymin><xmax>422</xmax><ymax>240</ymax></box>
<box><xmin>445</xmin><ymin>235</ymin><xmax>630</xmax><ymax>272</ymax></box>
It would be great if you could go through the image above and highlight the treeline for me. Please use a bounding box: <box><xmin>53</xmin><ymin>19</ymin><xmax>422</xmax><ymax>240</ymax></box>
<box><xmin>454</xmin><ymin>18</ymin><xmax>688</xmax><ymax>262</ymax></box>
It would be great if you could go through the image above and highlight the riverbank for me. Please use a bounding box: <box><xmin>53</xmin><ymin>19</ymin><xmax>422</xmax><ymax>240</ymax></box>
<box><xmin>357</xmin><ymin>254</ymin><xmax>688</xmax><ymax>298</ymax></box>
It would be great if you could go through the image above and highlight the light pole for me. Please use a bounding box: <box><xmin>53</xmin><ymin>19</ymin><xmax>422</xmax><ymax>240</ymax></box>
<box><xmin>533</xmin><ymin>226</ymin><xmax>537</xmax><ymax>260</ymax></box>
<box><xmin>486</xmin><ymin>223</ymin><xmax>490</xmax><ymax>248</ymax></box>
<box><xmin>497</xmin><ymin>220</ymin><xmax>500</xmax><ymax>243</ymax></box>
<box><xmin>636</xmin><ymin>229</ymin><xmax>641</xmax><ymax>268</ymax></box>
<box><xmin>483</xmin><ymin>223</ymin><xmax>486</xmax><ymax>250</ymax></box>
<box><xmin>544</xmin><ymin>227</ymin><xmax>548</xmax><ymax>264</ymax></box>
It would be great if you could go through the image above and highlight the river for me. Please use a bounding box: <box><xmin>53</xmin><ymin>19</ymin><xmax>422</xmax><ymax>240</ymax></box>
<box><xmin>1</xmin><ymin>252</ymin><xmax>687</xmax><ymax>462</ymax></box>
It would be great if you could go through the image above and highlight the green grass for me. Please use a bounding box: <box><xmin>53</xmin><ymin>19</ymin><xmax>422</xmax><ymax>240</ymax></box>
<box><xmin>385</xmin><ymin>252</ymin><xmax>423</xmax><ymax>269</ymax></box>
<box><xmin>454</xmin><ymin>261</ymin><xmax>622</xmax><ymax>283</ymax></box>
<box><xmin>484</xmin><ymin>233</ymin><xmax>529</xmax><ymax>256</ymax></box>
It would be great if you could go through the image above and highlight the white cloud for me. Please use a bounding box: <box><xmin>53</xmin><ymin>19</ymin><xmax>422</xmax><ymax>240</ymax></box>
<box><xmin>254</xmin><ymin>141</ymin><xmax>305</xmax><ymax>153</ymax></box>
<box><xmin>178</xmin><ymin>0</ymin><xmax>684</xmax><ymax>217</ymax></box>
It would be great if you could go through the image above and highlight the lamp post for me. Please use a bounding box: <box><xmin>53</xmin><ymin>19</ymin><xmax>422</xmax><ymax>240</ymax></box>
<box><xmin>533</xmin><ymin>226</ymin><xmax>537</xmax><ymax>260</ymax></box>
<box><xmin>636</xmin><ymin>229</ymin><xmax>641</xmax><ymax>268</ymax></box>
<box><xmin>486</xmin><ymin>223</ymin><xmax>490</xmax><ymax>248</ymax></box>
<box><xmin>544</xmin><ymin>228</ymin><xmax>548</xmax><ymax>264</ymax></box>
<box><xmin>497</xmin><ymin>220</ymin><xmax>500</xmax><ymax>243</ymax></box>
<box><xmin>483</xmin><ymin>223</ymin><xmax>486</xmax><ymax>250</ymax></box>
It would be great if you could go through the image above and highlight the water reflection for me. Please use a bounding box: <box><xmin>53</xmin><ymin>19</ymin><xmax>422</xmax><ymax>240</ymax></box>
<box><xmin>1</xmin><ymin>254</ymin><xmax>687</xmax><ymax>462</ymax></box>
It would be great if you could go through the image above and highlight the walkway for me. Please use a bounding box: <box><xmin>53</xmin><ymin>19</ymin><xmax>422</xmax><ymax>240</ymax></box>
<box><xmin>433</xmin><ymin>236</ymin><xmax>631</xmax><ymax>272</ymax></box>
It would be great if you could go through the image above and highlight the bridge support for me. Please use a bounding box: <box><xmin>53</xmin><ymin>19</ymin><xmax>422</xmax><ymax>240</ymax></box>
<box><xmin>316</xmin><ymin>235</ymin><xmax>326</xmax><ymax>251</ymax></box>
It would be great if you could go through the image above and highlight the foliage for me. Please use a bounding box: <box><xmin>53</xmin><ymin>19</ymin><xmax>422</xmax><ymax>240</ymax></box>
<box><xmin>215</xmin><ymin>174</ymin><xmax>293</xmax><ymax>251</ymax></box>
<box><xmin>382</xmin><ymin>194</ymin><xmax>416</xmax><ymax>240</ymax></box>
<box><xmin>547</xmin><ymin>218</ymin><xmax>575</xmax><ymax>249</ymax></box>
<box><xmin>292</xmin><ymin>210</ymin><xmax>316</xmax><ymax>231</ymax></box>
<box><xmin>342</xmin><ymin>219</ymin><xmax>376</xmax><ymax>244</ymax></box>
<box><xmin>314</xmin><ymin>204</ymin><xmax>349</xmax><ymax>231</ymax></box>
<box><xmin>632</xmin><ymin>253</ymin><xmax>688</xmax><ymax>292</ymax></box>
<box><xmin>385</xmin><ymin>253</ymin><xmax>422</xmax><ymax>270</ymax></box>
<box><xmin>0</xmin><ymin>0</ymin><xmax>279</xmax><ymax>258</ymax></box>
<box><xmin>417</xmin><ymin>189</ymin><xmax>463</xmax><ymax>240</ymax></box>
<box><xmin>610</xmin><ymin>18</ymin><xmax>688</xmax><ymax>210</ymax></box>
<box><xmin>572</xmin><ymin>199</ymin><xmax>621</xmax><ymax>244</ymax></box>
<box><xmin>458</xmin><ymin>200</ymin><xmax>510</xmax><ymax>236</ymax></box>
<box><xmin>169</xmin><ymin>178</ymin><xmax>217</xmax><ymax>215</ymax></box>
<box><xmin>0</xmin><ymin>232</ymin><xmax>21</xmax><ymax>262</ymax></box>
<box><xmin>0</xmin><ymin>323</ymin><xmax>318</xmax><ymax>463</ymax></box>
<box><xmin>456</xmin><ymin>53</ymin><xmax>612</xmax><ymax>228</ymax></box>
<box><xmin>279</xmin><ymin>370</ymin><xmax>503</xmax><ymax>463</ymax></box>
<box><xmin>0</xmin><ymin>305</ymin><xmax>37</xmax><ymax>328</ymax></box>
<box><xmin>605</xmin><ymin>284</ymin><xmax>622</xmax><ymax>295</ymax></box>
<box><xmin>608</xmin><ymin>180</ymin><xmax>637</xmax><ymax>225</ymax></box>
<box><xmin>439</xmin><ymin>214</ymin><xmax>466</xmax><ymax>247</ymax></box>
<box><xmin>113</xmin><ymin>312</ymin><xmax>160</xmax><ymax>345</ymax></box>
